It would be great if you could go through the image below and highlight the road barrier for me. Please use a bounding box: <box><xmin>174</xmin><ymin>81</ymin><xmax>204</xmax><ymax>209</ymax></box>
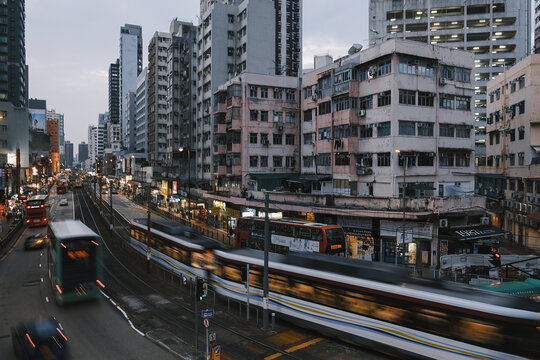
<box><xmin>0</xmin><ymin>220</ymin><xmax>24</xmax><ymax>253</ymax></box>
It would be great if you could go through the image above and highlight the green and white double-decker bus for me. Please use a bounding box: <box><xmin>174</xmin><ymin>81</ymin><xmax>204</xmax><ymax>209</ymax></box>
<box><xmin>47</xmin><ymin>220</ymin><xmax>104</xmax><ymax>304</ymax></box>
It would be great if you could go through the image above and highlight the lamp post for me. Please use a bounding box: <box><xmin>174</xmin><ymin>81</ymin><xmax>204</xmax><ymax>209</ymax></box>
<box><xmin>179</xmin><ymin>147</ymin><xmax>191</xmax><ymax>224</ymax></box>
<box><xmin>395</xmin><ymin>149</ymin><xmax>407</xmax><ymax>265</ymax></box>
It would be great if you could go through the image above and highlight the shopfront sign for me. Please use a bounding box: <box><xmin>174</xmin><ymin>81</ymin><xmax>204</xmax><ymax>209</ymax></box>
<box><xmin>172</xmin><ymin>181</ymin><xmax>177</xmax><ymax>194</ymax></box>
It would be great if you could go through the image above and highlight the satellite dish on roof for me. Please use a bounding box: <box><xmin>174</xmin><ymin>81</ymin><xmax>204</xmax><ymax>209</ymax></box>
<box><xmin>348</xmin><ymin>44</ymin><xmax>363</xmax><ymax>55</ymax></box>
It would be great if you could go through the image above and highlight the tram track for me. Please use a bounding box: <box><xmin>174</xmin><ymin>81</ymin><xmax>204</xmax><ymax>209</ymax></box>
<box><xmin>74</xmin><ymin>186</ymin><xmax>305</xmax><ymax>360</ymax></box>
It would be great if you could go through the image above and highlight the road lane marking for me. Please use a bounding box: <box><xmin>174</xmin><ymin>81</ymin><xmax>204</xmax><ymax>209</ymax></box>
<box><xmin>264</xmin><ymin>338</ymin><xmax>324</xmax><ymax>360</ymax></box>
<box><xmin>99</xmin><ymin>289</ymin><xmax>145</xmax><ymax>337</ymax></box>
<box><xmin>39</xmin><ymin>263</ymin><xmax>41</xmax><ymax>268</ymax></box>
<box><xmin>41</xmin><ymin>278</ymin><xmax>43</xmax><ymax>282</ymax></box>
<box><xmin>45</xmin><ymin>297</ymin><xmax>49</xmax><ymax>302</ymax></box>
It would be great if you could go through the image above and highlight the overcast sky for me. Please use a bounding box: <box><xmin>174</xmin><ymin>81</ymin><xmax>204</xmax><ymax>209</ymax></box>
<box><xmin>26</xmin><ymin>1</ymin><xmax>368</xmax><ymax>152</ymax></box>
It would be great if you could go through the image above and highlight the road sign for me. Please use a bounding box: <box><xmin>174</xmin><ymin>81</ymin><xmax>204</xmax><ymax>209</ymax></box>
<box><xmin>209</xmin><ymin>331</ymin><xmax>216</xmax><ymax>344</ymax></box>
<box><xmin>203</xmin><ymin>318</ymin><xmax>209</xmax><ymax>328</ymax></box>
<box><xmin>212</xmin><ymin>344</ymin><xmax>221</xmax><ymax>360</ymax></box>
<box><xmin>202</xmin><ymin>309</ymin><xmax>214</xmax><ymax>318</ymax></box>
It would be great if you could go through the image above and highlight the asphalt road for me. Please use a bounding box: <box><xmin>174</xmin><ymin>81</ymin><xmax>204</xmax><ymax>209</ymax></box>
<box><xmin>0</xmin><ymin>188</ymin><xmax>177</xmax><ymax>360</ymax></box>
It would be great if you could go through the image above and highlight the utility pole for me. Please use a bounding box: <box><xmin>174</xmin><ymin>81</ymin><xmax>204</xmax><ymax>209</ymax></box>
<box><xmin>262</xmin><ymin>192</ymin><xmax>270</xmax><ymax>330</ymax></box>
<box><xmin>146</xmin><ymin>185</ymin><xmax>151</xmax><ymax>273</ymax></box>
<box><xmin>15</xmin><ymin>146</ymin><xmax>20</xmax><ymax>195</ymax></box>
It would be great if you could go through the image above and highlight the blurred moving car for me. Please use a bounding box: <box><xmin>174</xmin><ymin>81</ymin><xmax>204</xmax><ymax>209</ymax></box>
<box><xmin>11</xmin><ymin>316</ymin><xmax>68</xmax><ymax>360</ymax></box>
<box><xmin>24</xmin><ymin>234</ymin><xmax>47</xmax><ymax>250</ymax></box>
<box><xmin>59</xmin><ymin>198</ymin><xmax>68</xmax><ymax>206</ymax></box>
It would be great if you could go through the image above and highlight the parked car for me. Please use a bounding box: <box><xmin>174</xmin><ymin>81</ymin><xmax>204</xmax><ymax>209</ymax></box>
<box><xmin>11</xmin><ymin>317</ymin><xmax>68</xmax><ymax>360</ymax></box>
<box><xmin>24</xmin><ymin>234</ymin><xmax>47</xmax><ymax>250</ymax></box>
<box><xmin>59</xmin><ymin>198</ymin><xmax>68</xmax><ymax>206</ymax></box>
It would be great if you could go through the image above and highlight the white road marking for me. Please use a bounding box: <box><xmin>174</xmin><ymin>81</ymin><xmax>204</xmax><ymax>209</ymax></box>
<box><xmin>41</xmin><ymin>278</ymin><xmax>43</xmax><ymax>282</ymax></box>
<box><xmin>45</xmin><ymin>297</ymin><xmax>49</xmax><ymax>302</ymax></box>
<box><xmin>40</xmin><ymin>252</ymin><xmax>43</xmax><ymax>256</ymax></box>
<box><xmin>39</xmin><ymin>264</ymin><xmax>41</xmax><ymax>268</ymax></box>
<box><xmin>99</xmin><ymin>290</ymin><xmax>145</xmax><ymax>337</ymax></box>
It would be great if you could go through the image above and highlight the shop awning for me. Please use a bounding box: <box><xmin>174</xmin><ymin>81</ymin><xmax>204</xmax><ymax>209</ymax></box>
<box><xmin>439</xmin><ymin>225</ymin><xmax>506</xmax><ymax>241</ymax></box>
<box><xmin>286</xmin><ymin>175</ymin><xmax>332</xmax><ymax>185</ymax></box>
<box><xmin>249</xmin><ymin>173</ymin><xmax>297</xmax><ymax>191</ymax></box>
<box><xmin>532</xmin><ymin>146</ymin><xmax>540</xmax><ymax>154</ymax></box>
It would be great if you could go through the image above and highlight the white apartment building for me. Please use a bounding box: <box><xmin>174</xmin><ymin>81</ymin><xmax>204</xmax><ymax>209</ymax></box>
<box><xmin>369</xmin><ymin>0</ymin><xmax>531</xmax><ymax>166</ymax></box>
<box><xmin>147</xmin><ymin>32</ymin><xmax>171</xmax><ymax>167</ymax></box>
<box><xmin>480</xmin><ymin>54</ymin><xmax>540</xmax><ymax>250</ymax></box>
<box><xmin>195</xmin><ymin>0</ymin><xmax>302</xmax><ymax>185</ymax></box>
<box><xmin>302</xmin><ymin>39</ymin><xmax>476</xmax><ymax>198</ymax></box>
<box><xmin>135</xmin><ymin>67</ymin><xmax>148</xmax><ymax>155</ymax></box>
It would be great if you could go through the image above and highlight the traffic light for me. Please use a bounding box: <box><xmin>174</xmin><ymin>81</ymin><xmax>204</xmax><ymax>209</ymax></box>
<box><xmin>203</xmin><ymin>282</ymin><xmax>208</xmax><ymax>298</ymax></box>
<box><xmin>196</xmin><ymin>278</ymin><xmax>207</xmax><ymax>301</ymax></box>
<box><xmin>489</xmin><ymin>252</ymin><xmax>501</xmax><ymax>267</ymax></box>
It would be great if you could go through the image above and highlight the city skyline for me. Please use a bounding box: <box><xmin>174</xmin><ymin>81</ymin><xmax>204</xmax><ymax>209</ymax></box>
<box><xmin>26</xmin><ymin>0</ymin><xmax>368</xmax><ymax>147</ymax></box>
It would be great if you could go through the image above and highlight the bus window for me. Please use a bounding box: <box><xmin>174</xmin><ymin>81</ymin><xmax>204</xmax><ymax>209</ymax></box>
<box><xmin>296</xmin><ymin>227</ymin><xmax>311</xmax><ymax>240</ymax></box>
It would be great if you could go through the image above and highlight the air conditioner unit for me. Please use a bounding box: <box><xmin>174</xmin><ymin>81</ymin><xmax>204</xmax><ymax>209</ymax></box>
<box><xmin>246</xmin><ymin>191</ymin><xmax>254</xmax><ymax>200</ymax></box>
<box><xmin>481</xmin><ymin>216</ymin><xmax>490</xmax><ymax>225</ymax></box>
<box><xmin>439</xmin><ymin>77</ymin><xmax>447</xmax><ymax>85</ymax></box>
<box><xmin>439</xmin><ymin>219</ymin><xmax>449</xmax><ymax>228</ymax></box>
<box><xmin>359</xmin><ymin>109</ymin><xmax>366</xmax><ymax>117</ymax></box>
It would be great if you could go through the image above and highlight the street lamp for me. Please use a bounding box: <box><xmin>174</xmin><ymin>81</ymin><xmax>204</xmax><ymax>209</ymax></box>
<box><xmin>179</xmin><ymin>147</ymin><xmax>191</xmax><ymax>223</ymax></box>
<box><xmin>395</xmin><ymin>149</ymin><xmax>407</xmax><ymax>265</ymax></box>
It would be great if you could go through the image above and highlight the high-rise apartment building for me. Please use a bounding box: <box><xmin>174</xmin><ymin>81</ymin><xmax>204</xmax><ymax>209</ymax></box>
<box><xmin>124</xmin><ymin>91</ymin><xmax>136</xmax><ymax>152</ymax></box>
<box><xmin>147</xmin><ymin>32</ymin><xmax>171</xmax><ymax>167</ymax></box>
<box><xmin>119</xmin><ymin>24</ymin><xmax>143</xmax><ymax>147</ymax></box>
<box><xmin>109</xmin><ymin>59</ymin><xmax>120</xmax><ymax>124</ymax></box>
<box><xmin>165</xmin><ymin>19</ymin><xmax>197</xmax><ymax>181</ymax></box>
<box><xmin>135</xmin><ymin>67</ymin><xmax>148</xmax><ymax>154</ymax></box>
<box><xmin>64</xmin><ymin>140</ymin><xmax>73</xmax><ymax>168</ymax></box>
<box><xmin>478</xmin><ymin>54</ymin><xmax>540</xmax><ymax>250</ymax></box>
<box><xmin>195</xmin><ymin>0</ymin><xmax>302</xmax><ymax>183</ymax></box>
<box><xmin>47</xmin><ymin>109</ymin><xmax>64</xmax><ymax>163</ymax></box>
<box><xmin>45</xmin><ymin>118</ymin><xmax>59</xmax><ymax>170</ymax></box>
<box><xmin>535</xmin><ymin>1</ymin><xmax>540</xmax><ymax>53</ymax></box>
<box><xmin>78</xmin><ymin>142</ymin><xmax>88</xmax><ymax>163</ymax></box>
<box><xmin>0</xmin><ymin>0</ymin><xmax>26</xmax><ymax>107</ymax></box>
<box><xmin>369</xmin><ymin>0</ymin><xmax>531</xmax><ymax>166</ymax></box>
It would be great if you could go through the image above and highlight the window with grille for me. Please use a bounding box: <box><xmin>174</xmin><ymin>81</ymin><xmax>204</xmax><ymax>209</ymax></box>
<box><xmin>399</xmin><ymin>121</ymin><xmax>415</xmax><ymax>135</ymax></box>
<box><xmin>377</xmin><ymin>152</ymin><xmax>391</xmax><ymax>167</ymax></box>
<box><xmin>418</xmin><ymin>92</ymin><xmax>434</xmax><ymax>107</ymax></box>
<box><xmin>417</xmin><ymin>122</ymin><xmax>433</xmax><ymax>136</ymax></box>
<box><xmin>377</xmin><ymin>91</ymin><xmax>391</xmax><ymax>107</ymax></box>
<box><xmin>377</xmin><ymin>122</ymin><xmax>391</xmax><ymax>137</ymax></box>
<box><xmin>399</xmin><ymin>89</ymin><xmax>416</xmax><ymax>105</ymax></box>
<box><xmin>439</xmin><ymin>124</ymin><xmax>454</xmax><ymax>137</ymax></box>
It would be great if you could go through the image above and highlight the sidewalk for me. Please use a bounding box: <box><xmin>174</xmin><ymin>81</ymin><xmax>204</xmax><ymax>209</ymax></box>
<box><xmin>119</xmin><ymin>192</ymin><xmax>235</xmax><ymax>247</ymax></box>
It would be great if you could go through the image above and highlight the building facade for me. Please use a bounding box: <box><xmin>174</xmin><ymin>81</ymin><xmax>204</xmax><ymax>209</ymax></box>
<box><xmin>195</xmin><ymin>0</ymin><xmax>302</xmax><ymax>185</ymax></box>
<box><xmin>120</xmin><ymin>24</ymin><xmax>143</xmax><ymax>147</ymax></box>
<box><xmin>535</xmin><ymin>0</ymin><xmax>540</xmax><ymax>54</ymax></box>
<box><xmin>0</xmin><ymin>0</ymin><xmax>26</xmax><ymax>107</ymax></box>
<box><xmin>213</xmin><ymin>73</ymin><xmax>300</xmax><ymax>193</ymax></box>
<box><xmin>78</xmin><ymin>142</ymin><xmax>88</xmax><ymax>163</ymax></box>
<box><xmin>135</xmin><ymin>67</ymin><xmax>148</xmax><ymax>155</ymax></box>
<box><xmin>109</xmin><ymin>59</ymin><xmax>120</xmax><ymax>125</ymax></box>
<box><xmin>124</xmin><ymin>91</ymin><xmax>136</xmax><ymax>152</ymax></box>
<box><xmin>368</xmin><ymin>0</ymin><xmax>531</xmax><ymax>167</ymax></box>
<box><xmin>64</xmin><ymin>140</ymin><xmax>73</xmax><ymax>168</ymax></box>
<box><xmin>164</xmin><ymin>20</ymin><xmax>197</xmax><ymax>183</ymax></box>
<box><xmin>479</xmin><ymin>54</ymin><xmax>540</xmax><ymax>250</ymax></box>
<box><xmin>147</xmin><ymin>32</ymin><xmax>171</xmax><ymax>167</ymax></box>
